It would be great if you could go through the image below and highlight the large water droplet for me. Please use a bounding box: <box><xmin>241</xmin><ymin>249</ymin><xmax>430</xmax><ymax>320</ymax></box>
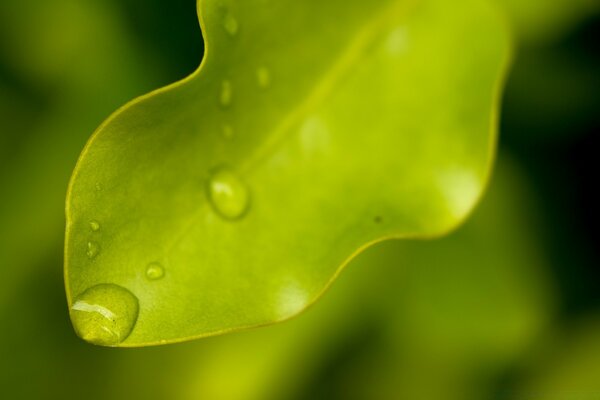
<box><xmin>207</xmin><ymin>167</ymin><xmax>250</xmax><ymax>220</ymax></box>
<box><xmin>146</xmin><ymin>262</ymin><xmax>165</xmax><ymax>280</ymax></box>
<box><xmin>86</xmin><ymin>241</ymin><xmax>100</xmax><ymax>259</ymax></box>
<box><xmin>89</xmin><ymin>220</ymin><xmax>101</xmax><ymax>232</ymax></box>
<box><xmin>256</xmin><ymin>67</ymin><xmax>271</xmax><ymax>89</ymax></box>
<box><xmin>223</xmin><ymin>13</ymin><xmax>239</xmax><ymax>36</ymax></box>
<box><xmin>70</xmin><ymin>283</ymin><xmax>139</xmax><ymax>346</ymax></box>
<box><xmin>220</xmin><ymin>80</ymin><xmax>233</xmax><ymax>107</ymax></box>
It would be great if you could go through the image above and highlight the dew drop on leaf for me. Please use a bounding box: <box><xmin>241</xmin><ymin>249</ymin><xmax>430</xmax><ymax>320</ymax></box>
<box><xmin>220</xmin><ymin>80</ymin><xmax>233</xmax><ymax>107</ymax></box>
<box><xmin>223</xmin><ymin>13</ymin><xmax>239</xmax><ymax>37</ymax></box>
<box><xmin>256</xmin><ymin>66</ymin><xmax>271</xmax><ymax>89</ymax></box>
<box><xmin>70</xmin><ymin>283</ymin><xmax>139</xmax><ymax>346</ymax></box>
<box><xmin>89</xmin><ymin>220</ymin><xmax>101</xmax><ymax>232</ymax></box>
<box><xmin>86</xmin><ymin>241</ymin><xmax>100</xmax><ymax>259</ymax></box>
<box><xmin>145</xmin><ymin>262</ymin><xmax>165</xmax><ymax>280</ymax></box>
<box><xmin>207</xmin><ymin>167</ymin><xmax>250</xmax><ymax>220</ymax></box>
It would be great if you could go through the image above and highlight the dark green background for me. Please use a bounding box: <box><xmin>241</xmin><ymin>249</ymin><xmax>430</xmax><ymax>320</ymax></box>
<box><xmin>0</xmin><ymin>0</ymin><xmax>598</xmax><ymax>398</ymax></box>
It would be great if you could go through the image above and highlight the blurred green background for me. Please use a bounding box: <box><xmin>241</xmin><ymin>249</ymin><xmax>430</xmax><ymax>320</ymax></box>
<box><xmin>0</xmin><ymin>0</ymin><xmax>598</xmax><ymax>399</ymax></box>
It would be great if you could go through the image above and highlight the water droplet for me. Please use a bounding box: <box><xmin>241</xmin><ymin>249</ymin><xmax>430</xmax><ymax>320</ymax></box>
<box><xmin>145</xmin><ymin>262</ymin><xmax>165</xmax><ymax>280</ymax></box>
<box><xmin>222</xmin><ymin>124</ymin><xmax>234</xmax><ymax>139</ymax></box>
<box><xmin>256</xmin><ymin>67</ymin><xmax>271</xmax><ymax>89</ymax></box>
<box><xmin>207</xmin><ymin>167</ymin><xmax>250</xmax><ymax>220</ymax></box>
<box><xmin>86</xmin><ymin>241</ymin><xmax>100</xmax><ymax>259</ymax></box>
<box><xmin>89</xmin><ymin>220</ymin><xmax>101</xmax><ymax>232</ymax></box>
<box><xmin>70</xmin><ymin>283</ymin><xmax>139</xmax><ymax>346</ymax></box>
<box><xmin>220</xmin><ymin>80</ymin><xmax>233</xmax><ymax>107</ymax></box>
<box><xmin>223</xmin><ymin>13</ymin><xmax>239</xmax><ymax>36</ymax></box>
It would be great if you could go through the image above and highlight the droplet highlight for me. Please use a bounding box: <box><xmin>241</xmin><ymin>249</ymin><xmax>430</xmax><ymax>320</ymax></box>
<box><xmin>256</xmin><ymin>67</ymin><xmax>271</xmax><ymax>89</ymax></box>
<box><xmin>86</xmin><ymin>241</ymin><xmax>100</xmax><ymax>259</ymax></box>
<box><xmin>70</xmin><ymin>283</ymin><xmax>139</xmax><ymax>346</ymax></box>
<box><xmin>220</xmin><ymin>80</ymin><xmax>233</xmax><ymax>107</ymax></box>
<box><xmin>146</xmin><ymin>262</ymin><xmax>165</xmax><ymax>280</ymax></box>
<box><xmin>207</xmin><ymin>167</ymin><xmax>250</xmax><ymax>220</ymax></box>
<box><xmin>223</xmin><ymin>13</ymin><xmax>239</xmax><ymax>36</ymax></box>
<box><xmin>89</xmin><ymin>220</ymin><xmax>101</xmax><ymax>232</ymax></box>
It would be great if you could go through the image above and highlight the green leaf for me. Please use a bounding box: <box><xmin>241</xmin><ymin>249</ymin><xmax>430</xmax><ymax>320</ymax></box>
<box><xmin>65</xmin><ymin>0</ymin><xmax>511</xmax><ymax>346</ymax></box>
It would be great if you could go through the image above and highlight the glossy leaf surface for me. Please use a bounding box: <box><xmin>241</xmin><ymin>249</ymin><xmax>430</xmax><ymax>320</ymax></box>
<box><xmin>65</xmin><ymin>0</ymin><xmax>510</xmax><ymax>346</ymax></box>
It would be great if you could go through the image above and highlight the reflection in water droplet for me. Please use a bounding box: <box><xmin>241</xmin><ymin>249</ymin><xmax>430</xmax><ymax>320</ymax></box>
<box><xmin>86</xmin><ymin>241</ymin><xmax>100</xmax><ymax>259</ymax></box>
<box><xmin>70</xmin><ymin>283</ymin><xmax>139</xmax><ymax>346</ymax></box>
<box><xmin>222</xmin><ymin>124</ymin><xmax>234</xmax><ymax>139</ymax></box>
<box><xmin>256</xmin><ymin>67</ymin><xmax>271</xmax><ymax>89</ymax></box>
<box><xmin>146</xmin><ymin>263</ymin><xmax>165</xmax><ymax>280</ymax></box>
<box><xmin>207</xmin><ymin>167</ymin><xmax>250</xmax><ymax>220</ymax></box>
<box><xmin>223</xmin><ymin>13</ymin><xmax>239</xmax><ymax>36</ymax></box>
<box><xmin>90</xmin><ymin>220</ymin><xmax>101</xmax><ymax>232</ymax></box>
<box><xmin>220</xmin><ymin>80</ymin><xmax>233</xmax><ymax>107</ymax></box>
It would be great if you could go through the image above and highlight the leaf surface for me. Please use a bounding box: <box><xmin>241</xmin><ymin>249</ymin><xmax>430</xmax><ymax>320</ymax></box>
<box><xmin>65</xmin><ymin>0</ymin><xmax>511</xmax><ymax>346</ymax></box>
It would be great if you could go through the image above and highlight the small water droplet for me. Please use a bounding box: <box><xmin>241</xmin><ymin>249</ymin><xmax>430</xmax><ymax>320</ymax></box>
<box><xmin>207</xmin><ymin>167</ymin><xmax>250</xmax><ymax>220</ymax></box>
<box><xmin>223</xmin><ymin>13</ymin><xmax>239</xmax><ymax>36</ymax></box>
<box><xmin>86</xmin><ymin>241</ymin><xmax>100</xmax><ymax>259</ymax></box>
<box><xmin>70</xmin><ymin>283</ymin><xmax>139</xmax><ymax>346</ymax></box>
<box><xmin>90</xmin><ymin>220</ymin><xmax>101</xmax><ymax>232</ymax></box>
<box><xmin>220</xmin><ymin>80</ymin><xmax>233</xmax><ymax>107</ymax></box>
<box><xmin>256</xmin><ymin>67</ymin><xmax>271</xmax><ymax>89</ymax></box>
<box><xmin>222</xmin><ymin>124</ymin><xmax>234</xmax><ymax>139</ymax></box>
<box><xmin>146</xmin><ymin>262</ymin><xmax>165</xmax><ymax>280</ymax></box>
